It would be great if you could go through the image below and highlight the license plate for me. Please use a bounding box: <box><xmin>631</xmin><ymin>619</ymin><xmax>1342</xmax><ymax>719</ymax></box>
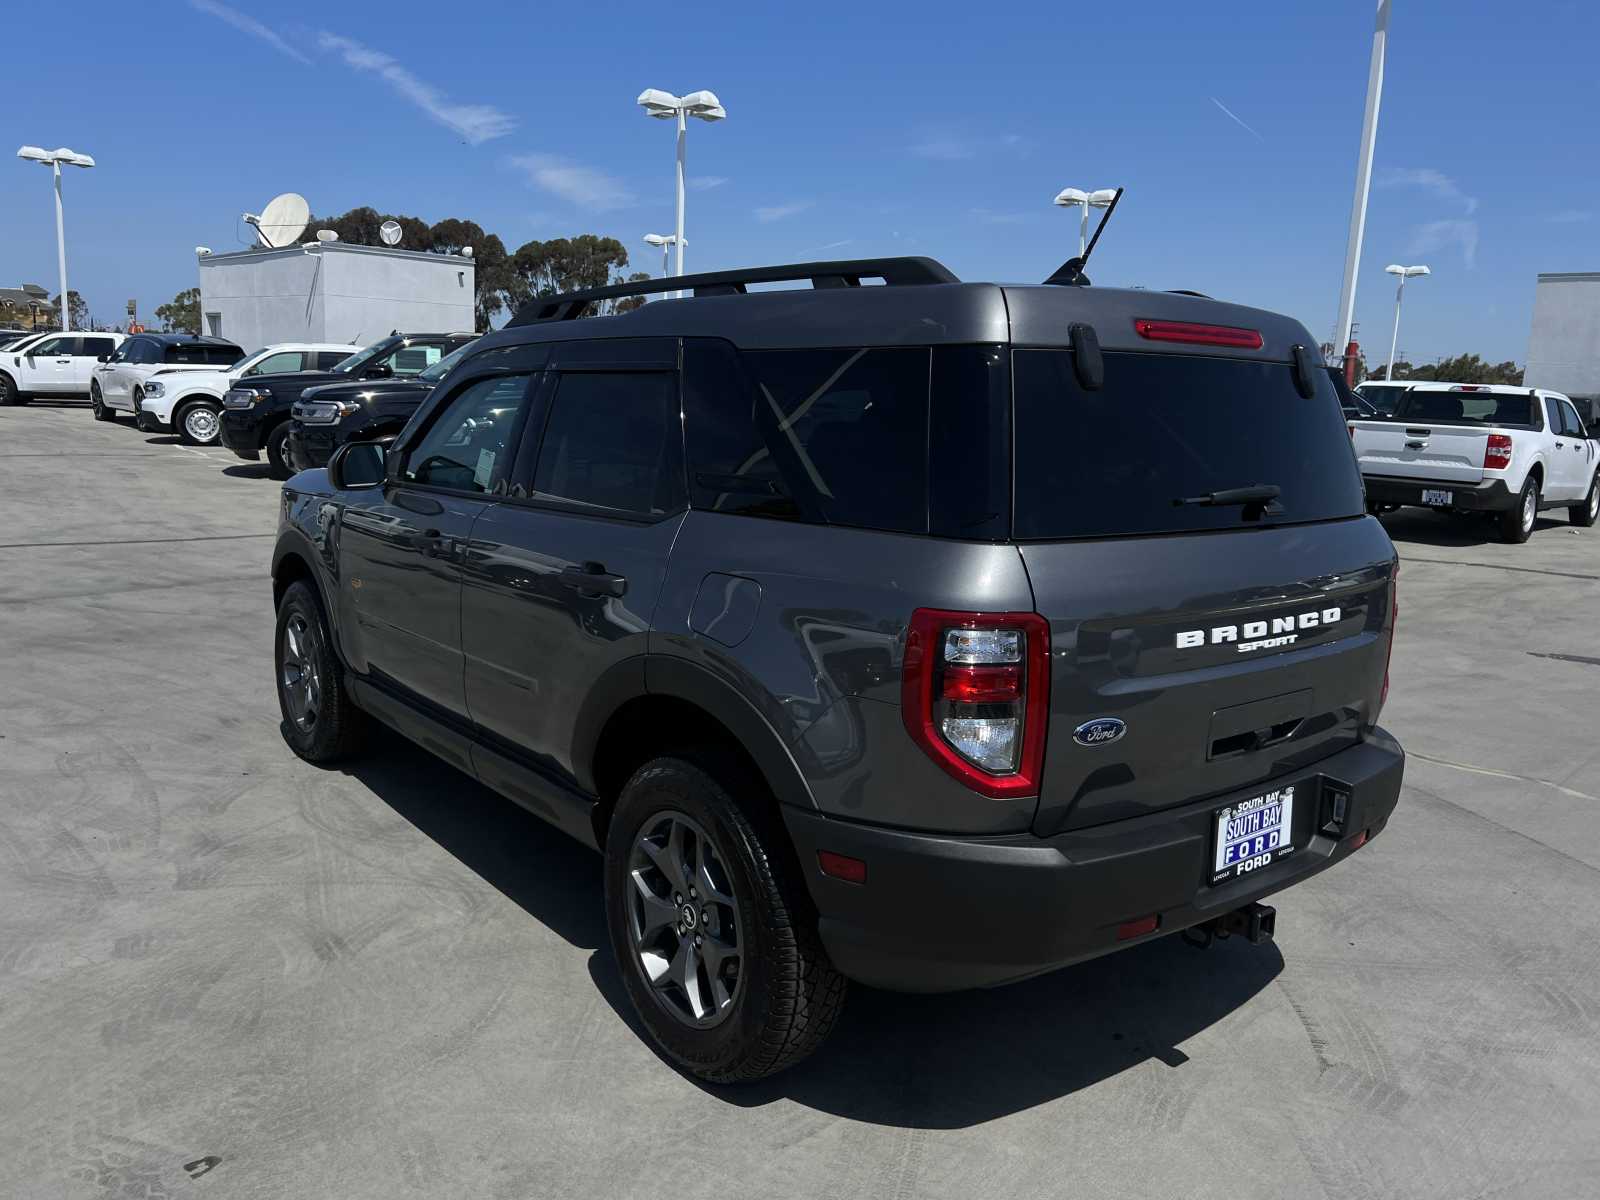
<box><xmin>1421</xmin><ymin>488</ymin><xmax>1452</xmax><ymax>506</ymax></box>
<box><xmin>1210</xmin><ymin>785</ymin><xmax>1297</xmax><ymax>885</ymax></box>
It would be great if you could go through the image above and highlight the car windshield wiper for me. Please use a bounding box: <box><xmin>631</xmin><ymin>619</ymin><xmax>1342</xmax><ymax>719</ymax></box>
<box><xmin>1174</xmin><ymin>484</ymin><xmax>1282</xmax><ymax>509</ymax></box>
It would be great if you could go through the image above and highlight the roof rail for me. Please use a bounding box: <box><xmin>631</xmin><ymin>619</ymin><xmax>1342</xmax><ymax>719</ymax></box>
<box><xmin>506</xmin><ymin>256</ymin><xmax>960</xmax><ymax>326</ymax></box>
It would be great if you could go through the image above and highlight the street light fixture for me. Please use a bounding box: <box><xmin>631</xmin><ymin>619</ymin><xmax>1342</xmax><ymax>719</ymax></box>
<box><xmin>1383</xmin><ymin>263</ymin><xmax>1430</xmax><ymax>381</ymax></box>
<box><xmin>1053</xmin><ymin>187</ymin><xmax>1117</xmax><ymax>257</ymax></box>
<box><xmin>16</xmin><ymin>145</ymin><xmax>96</xmax><ymax>332</ymax></box>
<box><xmin>643</xmin><ymin>233</ymin><xmax>679</xmax><ymax>279</ymax></box>
<box><xmin>637</xmin><ymin>88</ymin><xmax>725</xmax><ymax>290</ymax></box>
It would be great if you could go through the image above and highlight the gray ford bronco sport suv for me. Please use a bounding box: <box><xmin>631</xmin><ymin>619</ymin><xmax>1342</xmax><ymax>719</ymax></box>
<box><xmin>270</xmin><ymin>255</ymin><xmax>1404</xmax><ymax>1082</ymax></box>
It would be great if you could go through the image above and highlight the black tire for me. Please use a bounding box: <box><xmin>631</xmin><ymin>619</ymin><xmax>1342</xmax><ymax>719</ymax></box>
<box><xmin>1570</xmin><ymin>473</ymin><xmax>1599</xmax><ymax>528</ymax></box>
<box><xmin>175</xmin><ymin>399</ymin><xmax>223</xmax><ymax>446</ymax></box>
<box><xmin>266</xmin><ymin>422</ymin><xmax>292</xmax><ymax>479</ymax></box>
<box><xmin>90</xmin><ymin>382</ymin><xmax>116</xmax><ymax>422</ymax></box>
<box><xmin>274</xmin><ymin>580</ymin><xmax>366</xmax><ymax>763</ymax></box>
<box><xmin>604</xmin><ymin>755</ymin><xmax>846</xmax><ymax>1083</ymax></box>
<box><xmin>1498</xmin><ymin>475</ymin><xmax>1539</xmax><ymax>543</ymax></box>
<box><xmin>0</xmin><ymin>373</ymin><xmax>22</xmax><ymax>406</ymax></box>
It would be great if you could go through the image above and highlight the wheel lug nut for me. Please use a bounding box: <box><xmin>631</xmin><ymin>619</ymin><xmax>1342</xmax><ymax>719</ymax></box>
<box><xmin>674</xmin><ymin>893</ymin><xmax>682</xmax><ymax>904</ymax></box>
<box><xmin>689</xmin><ymin>887</ymin><xmax>697</xmax><ymax>899</ymax></box>
<box><xmin>695</xmin><ymin>935</ymin><xmax>703</xmax><ymax>947</ymax></box>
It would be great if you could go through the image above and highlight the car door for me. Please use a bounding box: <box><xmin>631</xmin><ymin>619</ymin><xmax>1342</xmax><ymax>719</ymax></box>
<box><xmin>336</xmin><ymin>368</ymin><xmax>540</xmax><ymax>728</ymax></box>
<box><xmin>18</xmin><ymin>334</ymin><xmax>75</xmax><ymax>393</ymax></box>
<box><xmin>74</xmin><ymin>336</ymin><xmax>118</xmax><ymax>391</ymax></box>
<box><xmin>1558</xmin><ymin>399</ymin><xmax>1597</xmax><ymax>494</ymax></box>
<box><xmin>460</xmin><ymin>338</ymin><xmax>686</xmax><ymax>794</ymax></box>
<box><xmin>1543</xmin><ymin>396</ymin><xmax>1581</xmax><ymax>500</ymax></box>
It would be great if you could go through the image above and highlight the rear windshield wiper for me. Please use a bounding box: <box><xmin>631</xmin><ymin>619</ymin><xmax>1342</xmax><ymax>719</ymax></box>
<box><xmin>1174</xmin><ymin>484</ymin><xmax>1282</xmax><ymax>510</ymax></box>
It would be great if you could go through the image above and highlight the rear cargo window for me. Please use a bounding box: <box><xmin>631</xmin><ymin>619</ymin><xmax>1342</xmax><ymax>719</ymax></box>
<box><xmin>1013</xmin><ymin>350</ymin><xmax>1364</xmax><ymax>539</ymax></box>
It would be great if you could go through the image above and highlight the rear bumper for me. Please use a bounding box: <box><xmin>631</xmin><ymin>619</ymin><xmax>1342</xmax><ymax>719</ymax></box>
<box><xmin>1363</xmin><ymin>473</ymin><xmax>1513</xmax><ymax>512</ymax></box>
<box><xmin>783</xmin><ymin>730</ymin><xmax>1404</xmax><ymax>993</ymax></box>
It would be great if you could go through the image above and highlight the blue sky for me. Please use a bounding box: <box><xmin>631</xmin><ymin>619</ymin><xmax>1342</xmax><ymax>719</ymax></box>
<box><xmin>3</xmin><ymin>0</ymin><xmax>1596</xmax><ymax>364</ymax></box>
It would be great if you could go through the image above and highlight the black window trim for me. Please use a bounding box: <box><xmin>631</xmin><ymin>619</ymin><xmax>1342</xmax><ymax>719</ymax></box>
<box><xmin>389</xmin><ymin>367</ymin><xmax>541</xmax><ymax>500</ymax></box>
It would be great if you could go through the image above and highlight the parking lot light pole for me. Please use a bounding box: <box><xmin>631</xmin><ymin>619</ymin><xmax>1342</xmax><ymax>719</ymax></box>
<box><xmin>16</xmin><ymin>145</ymin><xmax>96</xmax><ymax>332</ymax></box>
<box><xmin>643</xmin><ymin>233</ymin><xmax>678</xmax><ymax>279</ymax></box>
<box><xmin>1053</xmin><ymin>187</ymin><xmax>1118</xmax><ymax>257</ymax></box>
<box><xmin>1333</xmin><ymin>0</ymin><xmax>1391</xmax><ymax>361</ymax></box>
<box><xmin>637</xmin><ymin>89</ymin><xmax>726</xmax><ymax>294</ymax></box>
<box><xmin>1383</xmin><ymin>263</ymin><xmax>1429</xmax><ymax>381</ymax></box>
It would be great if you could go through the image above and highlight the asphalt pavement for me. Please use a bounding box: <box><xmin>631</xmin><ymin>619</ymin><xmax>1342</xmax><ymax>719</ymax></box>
<box><xmin>2</xmin><ymin>400</ymin><xmax>1597</xmax><ymax>1199</ymax></box>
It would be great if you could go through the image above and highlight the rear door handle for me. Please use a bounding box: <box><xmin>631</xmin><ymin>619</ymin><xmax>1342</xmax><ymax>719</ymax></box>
<box><xmin>559</xmin><ymin>562</ymin><xmax>627</xmax><ymax>598</ymax></box>
<box><xmin>414</xmin><ymin>528</ymin><xmax>456</xmax><ymax>558</ymax></box>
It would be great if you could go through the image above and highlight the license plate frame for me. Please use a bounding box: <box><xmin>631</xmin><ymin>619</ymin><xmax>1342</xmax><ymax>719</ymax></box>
<box><xmin>1421</xmin><ymin>488</ymin><xmax>1453</xmax><ymax>506</ymax></box>
<box><xmin>1209</xmin><ymin>784</ymin><xmax>1298</xmax><ymax>886</ymax></box>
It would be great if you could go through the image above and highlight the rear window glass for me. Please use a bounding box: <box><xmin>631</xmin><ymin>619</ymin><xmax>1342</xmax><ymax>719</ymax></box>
<box><xmin>166</xmin><ymin>343</ymin><xmax>242</xmax><ymax>366</ymax></box>
<box><xmin>1013</xmin><ymin>350</ymin><xmax>1364</xmax><ymax>540</ymax></box>
<box><xmin>1391</xmin><ymin>390</ymin><xmax>1540</xmax><ymax>428</ymax></box>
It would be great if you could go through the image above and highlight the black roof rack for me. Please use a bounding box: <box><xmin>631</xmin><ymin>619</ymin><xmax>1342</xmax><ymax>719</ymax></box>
<box><xmin>507</xmin><ymin>256</ymin><xmax>959</xmax><ymax>326</ymax></box>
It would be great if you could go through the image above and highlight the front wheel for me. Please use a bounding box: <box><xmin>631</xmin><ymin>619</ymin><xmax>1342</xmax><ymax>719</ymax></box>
<box><xmin>1570</xmin><ymin>473</ymin><xmax>1599</xmax><ymax>528</ymax></box>
<box><xmin>90</xmin><ymin>382</ymin><xmax>116</xmax><ymax>422</ymax></box>
<box><xmin>1498</xmin><ymin>475</ymin><xmax>1539</xmax><ymax>543</ymax></box>
<box><xmin>266</xmin><ymin>423</ymin><xmax>292</xmax><ymax>479</ymax></box>
<box><xmin>604</xmin><ymin>756</ymin><xmax>846</xmax><ymax>1083</ymax></box>
<box><xmin>0</xmin><ymin>373</ymin><xmax>23</xmax><ymax>406</ymax></box>
<box><xmin>177</xmin><ymin>400</ymin><xmax>222</xmax><ymax>446</ymax></box>
<box><xmin>275</xmin><ymin>580</ymin><xmax>366</xmax><ymax>763</ymax></box>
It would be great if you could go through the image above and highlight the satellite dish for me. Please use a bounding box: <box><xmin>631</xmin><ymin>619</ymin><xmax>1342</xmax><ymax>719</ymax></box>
<box><xmin>379</xmin><ymin>220</ymin><xmax>403</xmax><ymax>247</ymax></box>
<box><xmin>461</xmin><ymin>246</ymin><xmax>474</xmax><ymax>259</ymax></box>
<box><xmin>243</xmin><ymin>192</ymin><xmax>310</xmax><ymax>249</ymax></box>
<box><xmin>316</xmin><ymin>229</ymin><xmax>339</xmax><ymax>242</ymax></box>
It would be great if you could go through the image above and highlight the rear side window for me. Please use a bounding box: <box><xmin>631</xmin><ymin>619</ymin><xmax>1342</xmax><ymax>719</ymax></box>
<box><xmin>247</xmin><ymin>351</ymin><xmax>305</xmax><ymax>376</ymax></box>
<box><xmin>314</xmin><ymin>351</ymin><xmax>351</xmax><ymax>370</ymax></box>
<box><xmin>80</xmin><ymin>337</ymin><xmax>116</xmax><ymax>358</ymax></box>
<box><xmin>166</xmin><ymin>342</ymin><xmax>242</xmax><ymax>366</ymax></box>
<box><xmin>1013</xmin><ymin>350</ymin><xmax>1364</xmax><ymax>540</ymax></box>
<box><xmin>531</xmin><ymin>372</ymin><xmax>683</xmax><ymax>517</ymax></box>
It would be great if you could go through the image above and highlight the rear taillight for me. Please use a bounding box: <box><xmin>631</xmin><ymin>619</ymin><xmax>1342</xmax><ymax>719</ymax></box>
<box><xmin>1379</xmin><ymin>566</ymin><xmax>1398</xmax><ymax>716</ymax></box>
<box><xmin>902</xmin><ymin>609</ymin><xmax>1049</xmax><ymax>798</ymax></box>
<box><xmin>1485</xmin><ymin>433</ymin><xmax>1513</xmax><ymax>471</ymax></box>
<box><xmin>1133</xmin><ymin>319</ymin><xmax>1264</xmax><ymax>350</ymax></box>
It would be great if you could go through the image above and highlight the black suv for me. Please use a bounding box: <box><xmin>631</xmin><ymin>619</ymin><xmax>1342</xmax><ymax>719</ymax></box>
<box><xmin>285</xmin><ymin>338</ymin><xmax>479</xmax><ymax>472</ymax></box>
<box><xmin>221</xmin><ymin>332</ymin><xmax>476</xmax><ymax>478</ymax></box>
<box><xmin>269</xmin><ymin>257</ymin><xmax>1404</xmax><ymax>1082</ymax></box>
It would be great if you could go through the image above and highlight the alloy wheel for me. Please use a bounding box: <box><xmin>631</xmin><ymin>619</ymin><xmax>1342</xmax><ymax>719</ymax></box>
<box><xmin>625</xmin><ymin>810</ymin><xmax>744</xmax><ymax>1028</ymax></box>
<box><xmin>184</xmin><ymin>406</ymin><xmax>220</xmax><ymax>443</ymax></box>
<box><xmin>1589</xmin><ymin>483</ymin><xmax>1598</xmax><ymax>522</ymax></box>
<box><xmin>1522</xmin><ymin>486</ymin><xmax>1536</xmax><ymax>533</ymax></box>
<box><xmin>279</xmin><ymin>613</ymin><xmax>323</xmax><ymax>732</ymax></box>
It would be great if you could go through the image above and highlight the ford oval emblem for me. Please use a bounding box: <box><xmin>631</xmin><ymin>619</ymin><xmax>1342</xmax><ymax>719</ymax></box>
<box><xmin>1073</xmin><ymin>717</ymin><xmax>1126</xmax><ymax>747</ymax></box>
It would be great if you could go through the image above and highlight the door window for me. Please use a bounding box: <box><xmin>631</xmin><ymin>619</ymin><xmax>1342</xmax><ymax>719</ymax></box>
<box><xmin>245</xmin><ymin>351</ymin><xmax>305</xmax><ymax>376</ymax></box>
<box><xmin>127</xmin><ymin>340</ymin><xmax>161</xmax><ymax>365</ymax></box>
<box><xmin>400</xmin><ymin>374</ymin><xmax>534</xmax><ymax>493</ymax></box>
<box><xmin>1545</xmin><ymin>397</ymin><xmax>1564</xmax><ymax>434</ymax></box>
<box><xmin>1559</xmin><ymin>400</ymin><xmax>1586</xmax><ymax>438</ymax></box>
<box><xmin>314</xmin><ymin>351</ymin><xmax>351</xmax><ymax>370</ymax></box>
<box><xmin>28</xmin><ymin>335</ymin><xmax>73</xmax><ymax>356</ymax></box>
<box><xmin>79</xmin><ymin>337</ymin><xmax>117</xmax><ymax>359</ymax></box>
<box><xmin>529</xmin><ymin>372</ymin><xmax>684</xmax><ymax>517</ymax></box>
<box><xmin>378</xmin><ymin>342</ymin><xmax>446</xmax><ymax>377</ymax></box>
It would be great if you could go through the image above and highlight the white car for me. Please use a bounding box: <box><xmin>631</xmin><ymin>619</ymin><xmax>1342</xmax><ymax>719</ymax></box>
<box><xmin>132</xmin><ymin>341</ymin><xmax>356</xmax><ymax>446</ymax></box>
<box><xmin>90</xmin><ymin>333</ymin><xmax>244</xmax><ymax>434</ymax></box>
<box><xmin>0</xmin><ymin>331</ymin><xmax>126</xmax><ymax>406</ymax></box>
<box><xmin>1350</xmin><ymin>382</ymin><xmax>1600</xmax><ymax>543</ymax></box>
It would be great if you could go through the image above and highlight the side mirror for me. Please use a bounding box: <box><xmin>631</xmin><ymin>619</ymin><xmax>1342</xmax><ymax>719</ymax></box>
<box><xmin>97</xmin><ymin>354</ymin><xmax>109</xmax><ymax>363</ymax></box>
<box><xmin>328</xmin><ymin>440</ymin><xmax>388</xmax><ymax>490</ymax></box>
<box><xmin>363</xmin><ymin>364</ymin><xmax>394</xmax><ymax>380</ymax></box>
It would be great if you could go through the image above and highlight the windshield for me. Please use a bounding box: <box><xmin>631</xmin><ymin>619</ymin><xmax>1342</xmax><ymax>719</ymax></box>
<box><xmin>1390</xmin><ymin>390</ymin><xmax>1540</xmax><ymax>429</ymax></box>
<box><xmin>418</xmin><ymin>341</ymin><xmax>475</xmax><ymax>383</ymax></box>
<box><xmin>328</xmin><ymin>338</ymin><xmax>396</xmax><ymax>375</ymax></box>
<box><xmin>1013</xmin><ymin>350</ymin><xmax>1365</xmax><ymax>539</ymax></box>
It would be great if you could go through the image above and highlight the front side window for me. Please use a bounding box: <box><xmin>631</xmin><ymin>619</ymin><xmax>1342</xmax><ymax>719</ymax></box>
<box><xmin>128</xmin><ymin>340</ymin><xmax>160</xmax><ymax>365</ymax></box>
<box><xmin>1559</xmin><ymin>400</ymin><xmax>1586</xmax><ymax>438</ymax></box>
<box><xmin>531</xmin><ymin>372</ymin><xmax>683</xmax><ymax>516</ymax></box>
<box><xmin>246</xmin><ymin>351</ymin><xmax>306</xmax><ymax>376</ymax></box>
<box><xmin>28</xmin><ymin>335</ymin><xmax>72</xmax><ymax>356</ymax></box>
<box><xmin>401</xmin><ymin>374</ymin><xmax>533</xmax><ymax>493</ymax></box>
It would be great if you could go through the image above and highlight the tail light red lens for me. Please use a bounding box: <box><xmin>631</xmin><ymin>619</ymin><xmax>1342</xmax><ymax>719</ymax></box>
<box><xmin>902</xmin><ymin>609</ymin><xmax>1049</xmax><ymax>798</ymax></box>
<box><xmin>1133</xmin><ymin>319</ymin><xmax>1264</xmax><ymax>350</ymax></box>
<box><xmin>1485</xmin><ymin>433</ymin><xmax>1513</xmax><ymax>471</ymax></box>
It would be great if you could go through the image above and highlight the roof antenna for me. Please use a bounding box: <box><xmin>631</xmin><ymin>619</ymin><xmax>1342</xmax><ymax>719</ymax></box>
<box><xmin>1045</xmin><ymin>187</ymin><xmax>1124</xmax><ymax>286</ymax></box>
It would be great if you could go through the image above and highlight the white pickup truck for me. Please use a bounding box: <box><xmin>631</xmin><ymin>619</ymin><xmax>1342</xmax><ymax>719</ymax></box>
<box><xmin>1351</xmin><ymin>382</ymin><xmax>1600</xmax><ymax>543</ymax></box>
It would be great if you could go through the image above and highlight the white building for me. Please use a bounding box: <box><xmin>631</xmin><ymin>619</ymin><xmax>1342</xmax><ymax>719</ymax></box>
<box><xmin>196</xmin><ymin>242</ymin><xmax>475</xmax><ymax>352</ymax></box>
<box><xmin>1525</xmin><ymin>271</ymin><xmax>1600</xmax><ymax>401</ymax></box>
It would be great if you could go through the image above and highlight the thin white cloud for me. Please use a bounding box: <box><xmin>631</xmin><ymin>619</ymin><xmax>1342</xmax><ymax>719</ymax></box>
<box><xmin>508</xmin><ymin>155</ymin><xmax>634</xmax><ymax>211</ymax></box>
<box><xmin>1210</xmin><ymin>96</ymin><xmax>1263</xmax><ymax>141</ymax></box>
<box><xmin>318</xmin><ymin>33</ymin><xmax>514</xmax><ymax>145</ymax></box>
<box><xmin>971</xmin><ymin>208</ymin><xmax>1029</xmax><ymax>226</ymax></box>
<box><xmin>1547</xmin><ymin>209</ymin><xmax>1594</xmax><ymax>224</ymax></box>
<box><xmin>755</xmin><ymin>201</ymin><xmax>812</xmax><ymax>223</ymax></box>
<box><xmin>690</xmin><ymin>176</ymin><xmax>729</xmax><ymax>191</ymax></box>
<box><xmin>1376</xmin><ymin>167</ymin><xmax>1478</xmax><ymax>215</ymax></box>
<box><xmin>189</xmin><ymin>0</ymin><xmax>309</xmax><ymax>64</ymax></box>
<box><xmin>809</xmin><ymin>239</ymin><xmax>853</xmax><ymax>253</ymax></box>
<box><xmin>1409</xmin><ymin>218</ymin><xmax>1479</xmax><ymax>267</ymax></box>
<box><xmin>910</xmin><ymin>132</ymin><xmax>1028</xmax><ymax>161</ymax></box>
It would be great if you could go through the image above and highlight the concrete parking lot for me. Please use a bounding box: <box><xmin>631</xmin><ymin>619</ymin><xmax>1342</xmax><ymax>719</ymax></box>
<box><xmin>3</xmin><ymin>400</ymin><xmax>1598</xmax><ymax>1200</ymax></box>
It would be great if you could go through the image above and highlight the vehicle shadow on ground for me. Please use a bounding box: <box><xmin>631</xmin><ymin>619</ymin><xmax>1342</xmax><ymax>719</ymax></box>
<box><xmin>348</xmin><ymin>728</ymin><xmax>1283</xmax><ymax>1128</ymax></box>
<box><xmin>1377</xmin><ymin>509</ymin><xmax>1565</xmax><ymax>548</ymax></box>
<box><xmin>16</xmin><ymin>398</ymin><xmax>90</xmax><ymax>409</ymax></box>
<box><xmin>222</xmin><ymin>464</ymin><xmax>276</xmax><ymax>480</ymax></box>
